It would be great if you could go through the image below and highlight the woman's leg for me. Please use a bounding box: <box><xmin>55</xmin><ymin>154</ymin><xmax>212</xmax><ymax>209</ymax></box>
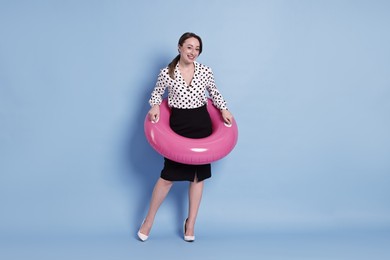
<box><xmin>185</xmin><ymin>177</ymin><xmax>204</xmax><ymax>236</ymax></box>
<box><xmin>139</xmin><ymin>177</ymin><xmax>173</xmax><ymax>236</ymax></box>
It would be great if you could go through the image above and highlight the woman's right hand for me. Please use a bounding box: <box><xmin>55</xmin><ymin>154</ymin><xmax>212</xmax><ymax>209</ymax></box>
<box><xmin>148</xmin><ymin>105</ymin><xmax>160</xmax><ymax>122</ymax></box>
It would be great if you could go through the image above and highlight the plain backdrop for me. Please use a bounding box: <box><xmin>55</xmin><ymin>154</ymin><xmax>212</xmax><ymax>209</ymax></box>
<box><xmin>1</xmin><ymin>0</ymin><xmax>389</xmax><ymax>258</ymax></box>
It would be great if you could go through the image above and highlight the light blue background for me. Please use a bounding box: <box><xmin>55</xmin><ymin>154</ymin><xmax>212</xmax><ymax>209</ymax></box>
<box><xmin>1</xmin><ymin>0</ymin><xmax>389</xmax><ymax>259</ymax></box>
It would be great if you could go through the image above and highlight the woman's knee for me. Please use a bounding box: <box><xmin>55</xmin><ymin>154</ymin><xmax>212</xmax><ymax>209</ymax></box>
<box><xmin>159</xmin><ymin>178</ymin><xmax>173</xmax><ymax>187</ymax></box>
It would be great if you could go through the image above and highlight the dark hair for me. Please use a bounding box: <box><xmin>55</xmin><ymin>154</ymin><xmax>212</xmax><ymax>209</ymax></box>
<box><xmin>168</xmin><ymin>32</ymin><xmax>203</xmax><ymax>79</ymax></box>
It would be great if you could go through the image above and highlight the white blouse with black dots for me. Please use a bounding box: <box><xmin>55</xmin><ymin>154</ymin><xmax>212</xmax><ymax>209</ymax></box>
<box><xmin>149</xmin><ymin>61</ymin><xmax>228</xmax><ymax>110</ymax></box>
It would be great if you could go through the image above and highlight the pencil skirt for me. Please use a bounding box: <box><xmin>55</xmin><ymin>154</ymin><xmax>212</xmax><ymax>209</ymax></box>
<box><xmin>160</xmin><ymin>104</ymin><xmax>212</xmax><ymax>182</ymax></box>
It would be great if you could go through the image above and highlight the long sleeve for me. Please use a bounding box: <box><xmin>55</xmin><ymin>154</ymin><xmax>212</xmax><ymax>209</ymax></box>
<box><xmin>149</xmin><ymin>69</ymin><xmax>169</xmax><ymax>107</ymax></box>
<box><xmin>206</xmin><ymin>68</ymin><xmax>228</xmax><ymax>110</ymax></box>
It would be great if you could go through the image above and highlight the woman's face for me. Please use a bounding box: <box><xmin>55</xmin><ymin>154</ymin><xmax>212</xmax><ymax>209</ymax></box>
<box><xmin>179</xmin><ymin>37</ymin><xmax>200</xmax><ymax>64</ymax></box>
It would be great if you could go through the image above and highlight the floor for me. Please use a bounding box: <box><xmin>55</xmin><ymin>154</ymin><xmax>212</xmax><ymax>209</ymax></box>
<box><xmin>1</xmin><ymin>228</ymin><xmax>389</xmax><ymax>260</ymax></box>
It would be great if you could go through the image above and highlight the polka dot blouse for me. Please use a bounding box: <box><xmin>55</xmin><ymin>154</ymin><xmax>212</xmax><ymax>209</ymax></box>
<box><xmin>149</xmin><ymin>61</ymin><xmax>228</xmax><ymax>110</ymax></box>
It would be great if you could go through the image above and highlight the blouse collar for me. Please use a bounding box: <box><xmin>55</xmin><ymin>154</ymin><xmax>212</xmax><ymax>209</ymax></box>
<box><xmin>174</xmin><ymin>61</ymin><xmax>199</xmax><ymax>86</ymax></box>
<box><xmin>174</xmin><ymin>61</ymin><xmax>199</xmax><ymax>75</ymax></box>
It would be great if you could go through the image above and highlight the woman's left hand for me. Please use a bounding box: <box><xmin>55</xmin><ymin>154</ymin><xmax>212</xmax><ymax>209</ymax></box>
<box><xmin>221</xmin><ymin>109</ymin><xmax>233</xmax><ymax>125</ymax></box>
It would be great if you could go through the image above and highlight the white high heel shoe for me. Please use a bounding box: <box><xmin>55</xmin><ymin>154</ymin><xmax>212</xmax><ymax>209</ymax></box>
<box><xmin>137</xmin><ymin>219</ymin><xmax>149</xmax><ymax>242</ymax></box>
<box><xmin>183</xmin><ymin>219</ymin><xmax>195</xmax><ymax>242</ymax></box>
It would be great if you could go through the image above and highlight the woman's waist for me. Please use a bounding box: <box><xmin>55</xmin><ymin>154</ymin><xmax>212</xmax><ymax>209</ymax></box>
<box><xmin>168</xmin><ymin>96</ymin><xmax>207</xmax><ymax>110</ymax></box>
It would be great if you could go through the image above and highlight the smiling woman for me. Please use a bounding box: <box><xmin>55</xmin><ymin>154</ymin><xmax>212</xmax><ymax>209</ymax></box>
<box><xmin>137</xmin><ymin>32</ymin><xmax>235</xmax><ymax>243</ymax></box>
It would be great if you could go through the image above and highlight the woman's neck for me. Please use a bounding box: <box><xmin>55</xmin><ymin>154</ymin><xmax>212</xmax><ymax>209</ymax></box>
<box><xmin>178</xmin><ymin>60</ymin><xmax>194</xmax><ymax>70</ymax></box>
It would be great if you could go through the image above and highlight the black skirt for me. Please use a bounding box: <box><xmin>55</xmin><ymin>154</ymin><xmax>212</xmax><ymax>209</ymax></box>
<box><xmin>160</xmin><ymin>104</ymin><xmax>212</xmax><ymax>182</ymax></box>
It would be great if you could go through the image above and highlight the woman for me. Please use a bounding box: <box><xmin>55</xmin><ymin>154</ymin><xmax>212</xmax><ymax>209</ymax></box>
<box><xmin>138</xmin><ymin>32</ymin><xmax>233</xmax><ymax>242</ymax></box>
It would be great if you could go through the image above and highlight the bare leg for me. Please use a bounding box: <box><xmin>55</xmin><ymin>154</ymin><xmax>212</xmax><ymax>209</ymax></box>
<box><xmin>139</xmin><ymin>177</ymin><xmax>173</xmax><ymax>236</ymax></box>
<box><xmin>185</xmin><ymin>177</ymin><xmax>204</xmax><ymax>236</ymax></box>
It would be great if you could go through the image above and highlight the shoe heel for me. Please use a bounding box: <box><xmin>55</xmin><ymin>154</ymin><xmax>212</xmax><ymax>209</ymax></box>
<box><xmin>137</xmin><ymin>219</ymin><xmax>149</xmax><ymax>242</ymax></box>
<box><xmin>183</xmin><ymin>218</ymin><xmax>195</xmax><ymax>242</ymax></box>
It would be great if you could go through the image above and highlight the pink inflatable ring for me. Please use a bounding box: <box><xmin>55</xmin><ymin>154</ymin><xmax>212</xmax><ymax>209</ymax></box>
<box><xmin>144</xmin><ymin>98</ymin><xmax>238</xmax><ymax>165</ymax></box>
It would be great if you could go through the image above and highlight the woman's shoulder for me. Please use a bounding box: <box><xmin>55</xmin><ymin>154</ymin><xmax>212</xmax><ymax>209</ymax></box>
<box><xmin>157</xmin><ymin>66</ymin><xmax>170</xmax><ymax>78</ymax></box>
<box><xmin>159</xmin><ymin>66</ymin><xmax>169</xmax><ymax>73</ymax></box>
<box><xmin>195</xmin><ymin>61</ymin><xmax>213</xmax><ymax>73</ymax></box>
